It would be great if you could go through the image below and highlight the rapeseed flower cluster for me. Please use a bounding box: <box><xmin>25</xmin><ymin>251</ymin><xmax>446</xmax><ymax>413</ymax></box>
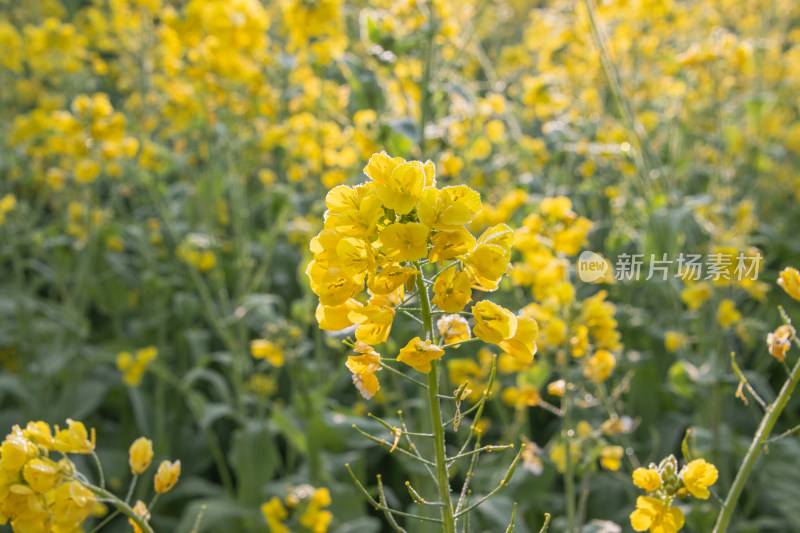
<box><xmin>630</xmin><ymin>455</ymin><xmax>718</xmax><ymax>533</ymax></box>
<box><xmin>308</xmin><ymin>152</ymin><xmax>536</xmax><ymax>398</ymax></box>
<box><xmin>0</xmin><ymin>420</ymin><xmax>96</xmax><ymax>532</ymax></box>
<box><xmin>261</xmin><ymin>485</ymin><xmax>333</xmax><ymax>533</ymax></box>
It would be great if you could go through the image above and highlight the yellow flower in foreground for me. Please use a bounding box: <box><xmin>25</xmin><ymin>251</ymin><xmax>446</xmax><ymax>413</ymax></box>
<box><xmin>379</xmin><ymin>222</ymin><xmax>430</xmax><ymax>262</ymax></box>
<box><xmin>154</xmin><ymin>460</ymin><xmax>181</xmax><ymax>494</ymax></box>
<box><xmin>432</xmin><ymin>269</ymin><xmax>472</xmax><ymax>313</ymax></box>
<box><xmin>767</xmin><ymin>325</ymin><xmax>794</xmax><ymax>363</ymax></box>
<box><xmin>680</xmin><ymin>458</ymin><xmax>718</xmax><ymax>499</ymax></box>
<box><xmin>345</xmin><ymin>343</ymin><xmax>382</xmax><ymax>400</ymax></box>
<box><xmin>630</xmin><ymin>496</ymin><xmax>684</xmax><ymax>533</ymax></box>
<box><xmin>498</xmin><ymin>316</ymin><xmax>538</xmax><ymax>363</ymax></box>
<box><xmin>397</xmin><ymin>337</ymin><xmax>445</xmax><ymax>374</ymax></box>
<box><xmin>778</xmin><ymin>267</ymin><xmax>800</xmax><ymax>301</ymax></box>
<box><xmin>128</xmin><ymin>437</ymin><xmax>154</xmax><ymax>475</ymax></box>
<box><xmin>250</xmin><ymin>339</ymin><xmax>284</xmax><ymax>367</ymax></box>
<box><xmin>472</xmin><ymin>300</ymin><xmax>517</xmax><ymax>344</ymax></box>
<box><xmin>633</xmin><ymin>467</ymin><xmax>662</xmax><ymax>492</ymax></box>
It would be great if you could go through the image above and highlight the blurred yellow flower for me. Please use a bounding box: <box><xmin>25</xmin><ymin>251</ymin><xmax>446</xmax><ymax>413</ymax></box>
<box><xmin>680</xmin><ymin>458</ymin><xmax>718</xmax><ymax>499</ymax></box>
<box><xmin>154</xmin><ymin>460</ymin><xmax>181</xmax><ymax>494</ymax></box>
<box><xmin>778</xmin><ymin>267</ymin><xmax>800</xmax><ymax>301</ymax></box>
<box><xmin>128</xmin><ymin>437</ymin><xmax>153</xmax><ymax>475</ymax></box>
<box><xmin>632</xmin><ymin>467</ymin><xmax>662</xmax><ymax>492</ymax></box>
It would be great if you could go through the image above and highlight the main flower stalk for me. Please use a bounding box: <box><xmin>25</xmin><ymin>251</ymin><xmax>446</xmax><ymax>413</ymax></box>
<box><xmin>415</xmin><ymin>264</ymin><xmax>456</xmax><ymax>532</ymax></box>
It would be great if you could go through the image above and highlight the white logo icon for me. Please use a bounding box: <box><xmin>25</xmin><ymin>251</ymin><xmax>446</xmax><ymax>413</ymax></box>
<box><xmin>577</xmin><ymin>251</ymin><xmax>608</xmax><ymax>283</ymax></box>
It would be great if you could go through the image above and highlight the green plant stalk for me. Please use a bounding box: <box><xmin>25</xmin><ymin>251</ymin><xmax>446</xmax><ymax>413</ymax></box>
<box><xmin>713</xmin><ymin>351</ymin><xmax>800</xmax><ymax>532</ymax></box>
<box><xmin>414</xmin><ymin>267</ymin><xmax>455</xmax><ymax>532</ymax></box>
<box><xmin>84</xmin><ymin>482</ymin><xmax>154</xmax><ymax>533</ymax></box>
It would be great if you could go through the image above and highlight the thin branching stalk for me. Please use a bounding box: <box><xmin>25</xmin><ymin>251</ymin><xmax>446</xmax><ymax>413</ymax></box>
<box><xmin>713</xmin><ymin>334</ymin><xmax>800</xmax><ymax>532</ymax></box>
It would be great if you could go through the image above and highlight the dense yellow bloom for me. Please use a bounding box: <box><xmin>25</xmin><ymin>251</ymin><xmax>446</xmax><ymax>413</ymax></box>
<box><xmin>379</xmin><ymin>222</ymin><xmax>429</xmax><ymax>262</ymax></box>
<box><xmin>630</xmin><ymin>496</ymin><xmax>684</xmax><ymax>533</ymax></box>
<box><xmin>584</xmin><ymin>349</ymin><xmax>616</xmax><ymax>383</ymax></box>
<box><xmin>472</xmin><ymin>300</ymin><xmax>517</xmax><ymax>344</ymax></box>
<box><xmin>437</xmin><ymin>314</ymin><xmax>471</xmax><ymax>345</ymax></box>
<box><xmin>250</xmin><ymin>339</ymin><xmax>285</xmax><ymax>367</ymax></box>
<box><xmin>350</xmin><ymin>304</ymin><xmax>395</xmax><ymax>345</ymax></box>
<box><xmin>680</xmin><ymin>459</ymin><xmax>718</xmax><ymax>499</ymax></box>
<box><xmin>778</xmin><ymin>267</ymin><xmax>800</xmax><ymax>301</ymax></box>
<box><xmin>767</xmin><ymin>325</ymin><xmax>794</xmax><ymax>363</ymax></box>
<box><xmin>300</xmin><ymin>487</ymin><xmax>333</xmax><ymax>532</ymax></box>
<box><xmin>154</xmin><ymin>460</ymin><xmax>181</xmax><ymax>494</ymax></box>
<box><xmin>633</xmin><ymin>467</ymin><xmax>662</xmax><ymax>492</ymax></box>
<box><xmin>346</xmin><ymin>343</ymin><xmax>381</xmax><ymax>400</ymax></box>
<box><xmin>397</xmin><ymin>337</ymin><xmax>445</xmax><ymax>374</ymax></box>
<box><xmin>432</xmin><ymin>269</ymin><xmax>472</xmax><ymax>313</ymax></box>
<box><xmin>128</xmin><ymin>437</ymin><xmax>154</xmax><ymax>475</ymax></box>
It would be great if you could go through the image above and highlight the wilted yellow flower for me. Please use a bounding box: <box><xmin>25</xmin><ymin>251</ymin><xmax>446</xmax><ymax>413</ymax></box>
<box><xmin>630</xmin><ymin>496</ymin><xmax>684</xmax><ymax>533</ymax></box>
<box><xmin>778</xmin><ymin>267</ymin><xmax>800</xmax><ymax>301</ymax></box>
<box><xmin>397</xmin><ymin>337</ymin><xmax>445</xmax><ymax>374</ymax></box>
<box><xmin>767</xmin><ymin>325</ymin><xmax>794</xmax><ymax>363</ymax></box>
<box><xmin>437</xmin><ymin>314</ymin><xmax>471</xmax><ymax>345</ymax></box>
<box><xmin>154</xmin><ymin>460</ymin><xmax>181</xmax><ymax>494</ymax></box>
<box><xmin>129</xmin><ymin>500</ymin><xmax>149</xmax><ymax>533</ymax></box>
<box><xmin>632</xmin><ymin>467</ymin><xmax>662</xmax><ymax>492</ymax></box>
<box><xmin>346</xmin><ymin>343</ymin><xmax>381</xmax><ymax>400</ymax></box>
<box><xmin>128</xmin><ymin>437</ymin><xmax>153</xmax><ymax>475</ymax></box>
<box><xmin>680</xmin><ymin>458</ymin><xmax>718</xmax><ymax>499</ymax></box>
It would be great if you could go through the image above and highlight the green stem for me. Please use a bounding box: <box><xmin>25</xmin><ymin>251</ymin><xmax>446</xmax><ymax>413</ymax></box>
<box><xmin>713</xmin><ymin>351</ymin><xmax>800</xmax><ymax>532</ymax></box>
<box><xmin>415</xmin><ymin>264</ymin><xmax>455</xmax><ymax>533</ymax></box>
<box><xmin>84</xmin><ymin>482</ymin><xmax>154</xmax><ymax>533</ymax></box>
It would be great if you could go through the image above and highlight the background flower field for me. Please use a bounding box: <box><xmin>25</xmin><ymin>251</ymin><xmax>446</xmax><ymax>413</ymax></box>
<box><xmin>2</xmin><ymin>0</ymin><xmax>800</xmax><ymax>531</ymax></box>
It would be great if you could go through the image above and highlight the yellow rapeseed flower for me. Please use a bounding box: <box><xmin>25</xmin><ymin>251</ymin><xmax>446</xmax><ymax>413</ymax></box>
<box><xmin>154</xmin><ymin>460</ymin><xmax>181</xmax><ymax>494</ymax></box>
<box><xmin>630</xmin><ymin>496</ymin><xmax>684</xmax><ymax>533</ymax></box>
<box><xmin>778</xmin><ymin>267</ymin><xmax>800</xmax><ymax>301</ymax></box>
<box><xmin>397</xmin><ymin>337</ymin><xmax>445</xmax><ymax>374</ymax></box>
<box><xmin>680</xmin><ymin>458</ymin><xmax>718</xmax><ymax>499</ymax></box>
<box><xmin>128</xmin><ymin>437</ymin><xmax>154</xmax><ymax>475</ymax></box>
<box><xmin>632</xmin><ymin>467</ymin><xmax>662</xmax><ymax>492</ymax></box>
